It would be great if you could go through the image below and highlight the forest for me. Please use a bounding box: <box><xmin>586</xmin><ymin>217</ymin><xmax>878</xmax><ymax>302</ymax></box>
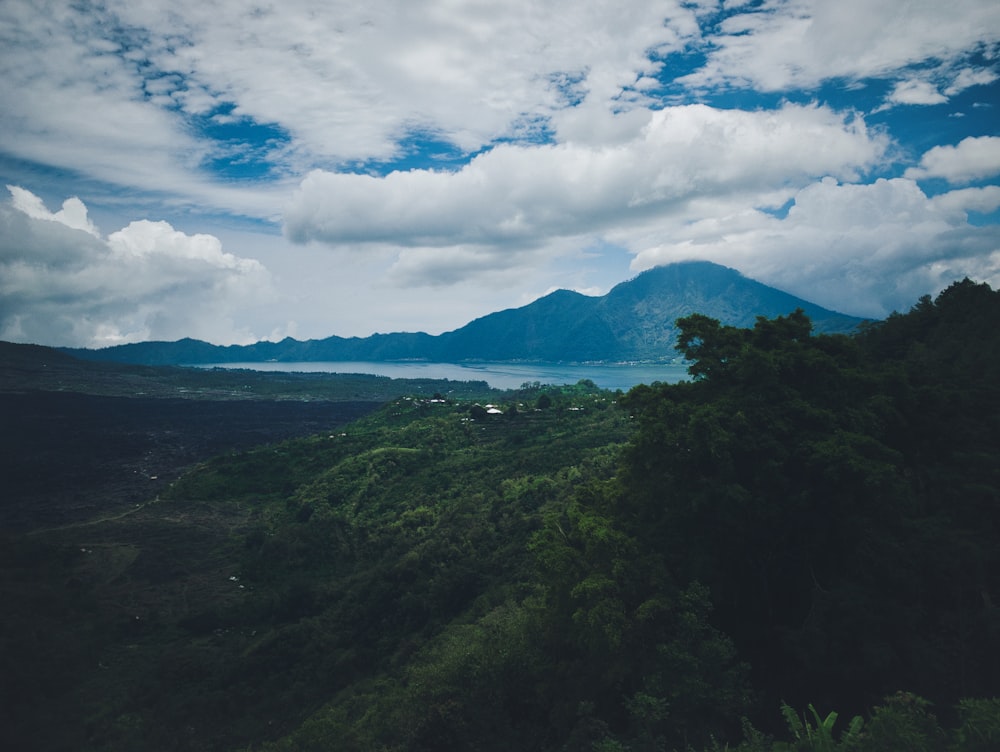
<box><xmin>2</xmin><ymin>279</ymin><xmax>999</xmax><ymax>751</ymax></box>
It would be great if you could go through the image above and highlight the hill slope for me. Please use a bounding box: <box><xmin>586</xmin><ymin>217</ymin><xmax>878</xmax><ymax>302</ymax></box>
<box><xmin>63</xmin><ymin>261</ymin><xmax>867</xmax><ymax>365</ymax></box>
<box><xmin>7</xmin><ymin>280</ymin><xmax>1000</xmax><ymax>751</ymax></box>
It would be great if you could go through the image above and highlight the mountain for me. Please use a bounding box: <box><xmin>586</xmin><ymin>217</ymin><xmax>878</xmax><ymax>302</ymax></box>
<box><xmin>62</xmin><ymin>261</ymin><xmax>868</xmax><ymax>365</ymax></box>
<box><xmin>436</xmin><ymin>261</ymin><xmax>865</xmax><ymax>361</ymax></box>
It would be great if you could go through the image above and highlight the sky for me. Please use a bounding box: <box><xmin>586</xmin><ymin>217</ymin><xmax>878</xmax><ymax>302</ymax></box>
<box><xmin>2</xmin><ymin>0</ymin><xmax>999</xmax><ymax>348</ymax></box>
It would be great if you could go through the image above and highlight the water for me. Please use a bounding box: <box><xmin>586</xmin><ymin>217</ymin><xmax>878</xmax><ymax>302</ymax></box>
<box><xmin>195</xmin><ymin>360</ymin><xmax>690</xmax><ymax>391</ymax></box>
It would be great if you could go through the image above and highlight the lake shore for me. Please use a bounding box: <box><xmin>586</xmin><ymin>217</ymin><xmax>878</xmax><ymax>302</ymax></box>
<box><xmin>194</xmin><ymin>360</ymin><xmax>691</xmax><ymax>391</ymax></box>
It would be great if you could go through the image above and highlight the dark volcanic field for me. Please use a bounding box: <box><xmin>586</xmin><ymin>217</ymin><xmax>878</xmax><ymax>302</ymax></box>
<box><xmin>0</xmin><ymin>391</ymin><xmax>380</xmax><ymax>532</ymax></box>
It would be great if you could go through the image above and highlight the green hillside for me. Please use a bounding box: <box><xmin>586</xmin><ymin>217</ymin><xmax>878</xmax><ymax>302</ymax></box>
<box><xmin>4</xmin><ymin>280</ymin><xmax>1000</xmax><ymax>751</ymax></box>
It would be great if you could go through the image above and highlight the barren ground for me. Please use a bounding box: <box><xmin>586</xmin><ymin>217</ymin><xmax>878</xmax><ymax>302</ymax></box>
<box><xmin>0</xmin><ymin>392</ymin><xmax>380</xmax><ymax>532</ymax></box>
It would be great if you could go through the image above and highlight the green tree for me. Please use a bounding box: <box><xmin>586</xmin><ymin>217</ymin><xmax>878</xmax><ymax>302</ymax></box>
<box><xmin>620</xmin><ymin>298</ymin><xmax>1000</xmax><ymax>719</ymax></box>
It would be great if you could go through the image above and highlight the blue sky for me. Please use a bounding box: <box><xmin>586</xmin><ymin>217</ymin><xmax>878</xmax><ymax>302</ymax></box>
<box><xmin>1</xmin><ymin>0</ymin><xmax>999</xmax><ymax>348</ymax></box>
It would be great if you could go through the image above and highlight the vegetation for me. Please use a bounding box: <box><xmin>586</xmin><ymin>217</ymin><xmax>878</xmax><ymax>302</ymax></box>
<box><xmin>2</xmin><ymin>279</ymin><xmax>999</xmax><ymax>750</ymax></box>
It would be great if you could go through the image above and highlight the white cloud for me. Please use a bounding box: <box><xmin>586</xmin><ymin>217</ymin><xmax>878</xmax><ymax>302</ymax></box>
<box><xmin>930</xmin><ymin>185</ymin><xmax>1000</xmax><ymax>215</ymax></box>
<box><xmin>886</xmin><ymin>79</ymin><xmax>948</xmax><ymax>106</ymax></box>
<box><xmin>7</xmin><ymin>185</ymin><xmax>100</xmax><ymax>237</ymax></box>
<box><xmin>0</xmin><ymin>0</ymin><xmax>300</xmax><ymax>218</ymax></box>
<box><xmin>0</xmin><ymin>3</ymin><xmax>200</xmax><ymax>179</ymax></box>
<box><xmin>108</xmin><ymin>220</ymin><xmax>255</xmax><ymax>271</ymax></box>
<box><xmin>2</xmin><ymin>0</ymin><xmax>996</xmax><ymax>220</ymax></box>
<box><xmin>681</xmin><ymin>0</ymin><xmax>1000</xmax><ymax>95</ymax></box>
<box><xmin>631</xmin><ymin>177</ymin><xmax>1000</xmax><ymax>318</ymax></box>
<box><xmin>904</xmin><ymin>136</ymin><xmax>1000</xmax><ymax>184</ymax></box>
<box><xmin>20</xmin><ymin>0</ymin><xmax>705</xmax><ymax>169</ymax></box>
<box><xmin>2</xmin><ymin>0</ymin><xmax>997</xmax><ymax>185</ymax></box>
<box><xmin>1</xmin><ymin>187</ymin><xmax>274</xmax><ymax>347</ymax></box>
<box><xmin>944</xmin><ymin>66</ymin><xmax>1000</xmax><ymax>96</ymax></box>
<box><xmin>285</xmin><ymin>102</ymin><xmax>886</xmax><ymax>284</ymax></box>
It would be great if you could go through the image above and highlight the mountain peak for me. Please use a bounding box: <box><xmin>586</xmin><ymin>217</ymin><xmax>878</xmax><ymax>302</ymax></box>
<box><xmin>609</xmin><ymin>260</ymin><xmax>743</xmax><ymax>298</ymax></box>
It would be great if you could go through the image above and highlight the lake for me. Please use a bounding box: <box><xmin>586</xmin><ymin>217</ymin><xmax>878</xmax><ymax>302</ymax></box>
<box><xmin>196</xmin><ymin>360</ymin><xmax>690</xmax><ymax>391</ymax></box>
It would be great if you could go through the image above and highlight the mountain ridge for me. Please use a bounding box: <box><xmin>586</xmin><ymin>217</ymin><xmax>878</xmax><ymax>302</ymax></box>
<box><xmin>61</xmin><ymin>261</ymin><xmax>868</xmax><ymax>365</ymax></box>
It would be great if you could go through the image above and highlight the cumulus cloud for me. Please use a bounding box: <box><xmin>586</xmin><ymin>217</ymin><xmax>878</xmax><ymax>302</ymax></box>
<box><xmin>1</xmin><ymin>187</ymin><xmax>273</xmax><ymax>347</ymax></box>
<box><xmin>7</xmin><ymin>185</ymin><xmax>101</xmax><ymax>236</ymax></box>
<box><xmin>631</xmin><ymin>177</ymin><xmax>1000</xmax><ymax>318</ymax></box>
<box><xmin>905</xmin><ymin>136</ymin><xmax>1000</xmax><ymax>184</ymax></box>
<box><xmin>930</xmin><ymin>185</ymin><xmax>1000</xmax><ymax>215</ymax></box>
<box><xmin>285</xmin><ymin>102</ymin><xmax>886</xmax><ymax>283</ymax></box>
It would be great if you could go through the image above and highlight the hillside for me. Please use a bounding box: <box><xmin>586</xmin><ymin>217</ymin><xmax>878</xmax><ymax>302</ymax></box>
<box><xmin>4</xmin><ymin>281</ymin><xmax>1000</xmax><ymax>751</ymax></box>
<box><xmin>62</xmin><ymin>261</ymin><xmax>867</xmax><ymax>365</ymax></box>
<box><xmin>0</xmin><ymin>341</ymin><xmax>506</xmax><ymax>533</ymax></box>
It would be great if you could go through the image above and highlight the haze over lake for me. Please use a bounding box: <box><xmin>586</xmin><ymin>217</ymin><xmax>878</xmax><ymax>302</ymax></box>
<box><xmin>196</xmin><ymin>361</ymin><xmax>690</xmax><ymax>391</ymax></box>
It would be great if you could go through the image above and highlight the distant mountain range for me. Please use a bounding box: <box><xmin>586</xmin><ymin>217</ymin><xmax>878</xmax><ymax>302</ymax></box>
<box><xmin>62</xmin><ymin>261</ymin><xmax>868</xmax><ymax>365</ymax></box>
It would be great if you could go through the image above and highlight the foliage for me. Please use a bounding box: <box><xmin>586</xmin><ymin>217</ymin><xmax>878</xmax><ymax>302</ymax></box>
<box><xmin>618</xmin><ymin>285</ymin><xmax>1000</xmax><ymax>719</ymax></box>
<box><xmin>701</xmin><ymin>693</ymin><xmax>1000</xmax><ymax>752</ymax></box>
<box><xmin>858</xmin><ymin>692</ymin><xmax>945</xmax><ymax>752</ymax></box>
<box><xmin>954</xmin><ymin>697</ymin><xmax>1000</xmax><ymax>752</ymax></box>
<box><xmin>4</xmin><ymin>280</ymin><xmax>1000</xmax><ymax>751</ymax></box>
<box><xmin>774</xmin><ymin>702</ymin><xmax>862</xmax><ymax>752</ymax></box>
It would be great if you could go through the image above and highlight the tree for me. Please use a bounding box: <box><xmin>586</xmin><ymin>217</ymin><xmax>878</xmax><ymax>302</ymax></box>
<box><xmin>619</xmin><ymin>300</ymin><xmax>1000</xmax><ymax>719</ymax></box>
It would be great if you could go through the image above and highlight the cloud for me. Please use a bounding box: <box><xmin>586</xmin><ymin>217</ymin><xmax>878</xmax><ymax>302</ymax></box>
<box><xmin>285</xmin><ymin>102</ymin><xmax>886</xmax><ymax>284</ymax></box>
<box><xmin>1</xmin><ymin>187</ymin><xmax>273</xmax><ymax>347</ymax></box>
<box><xmin>2</xmin><ymin>0</ymin><xmax>996</xmax><ymax>222</ymax></box>
<box><xmin>631</xmin><ymin>177</ymin><xmax>1000</xmax><ymax>318</ymax></box>
<box><xmin>1</xmin><ymin>0</ymin><xmax>706</xmax><ymax>181</ymax></box>
<box><xmin>681</xmin><ymin>0</ymin><xmax>1000</xmax><ymax>95</ymax></box>
<box><xmin>0</xmin><ymin>0</ymin><xmax>298</xmax><ymax>219</ymax></box>
<box><xmin>930</xmin><ymin>185</ymin><xmax>1000</xmax><ymax>214</ymax></box>
<box><xmin>385</xmin><ymin>246</ymin><xmax>543</xmax><ymax>289</ymax></box>
<box><xmin>0</xmin><ymin>3</ymin><xmax>202</xmax><ymax>181</ymax></box>
<box><xmin>886</xmin><ymin>79</ymin><xmax>948</xmax><ymax>106</ymax></box>
<box><xmin>904</xmin><ymin>136</ymin><xmax>1000</xmax><ymax>184</ymax></box>
<box><xmin>944</xmin><ymin>66</ymin><xmax>1000</xmax><ymax>96</ymax></box>
<box><xmin>6</xmin><ymin>185</ymin><xmax>101</xmax><ymax>237</ymax></box>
